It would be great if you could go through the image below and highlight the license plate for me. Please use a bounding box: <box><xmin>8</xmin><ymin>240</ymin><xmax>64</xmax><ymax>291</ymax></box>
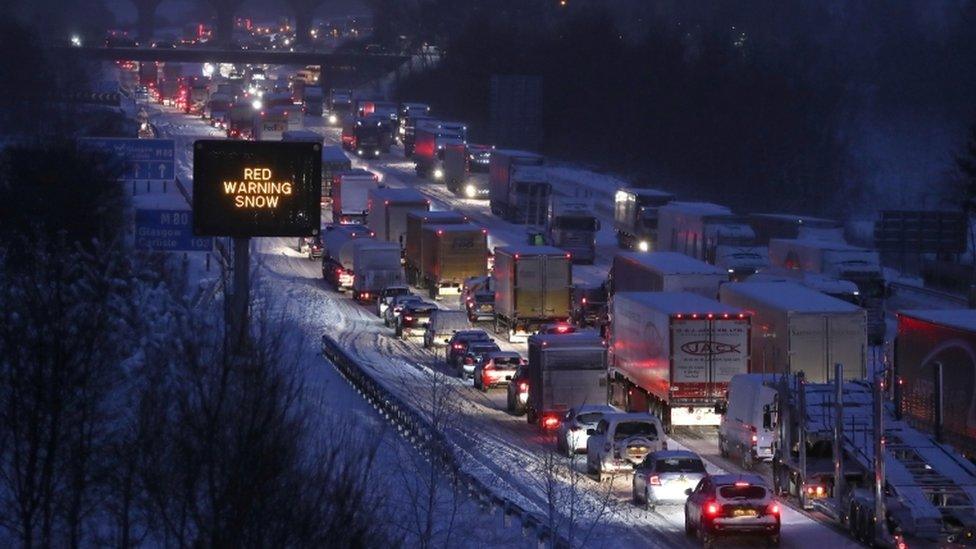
<box><xmin>732</xmin><ymin>509</ymin><xmax>757</xmax><ymax>518</ymax></box>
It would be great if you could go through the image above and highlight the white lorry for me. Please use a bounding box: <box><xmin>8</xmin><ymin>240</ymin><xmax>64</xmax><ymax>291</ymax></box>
<box><xmin>331</xmin><ymin>169</ymin><xmax>381</xmax><ymax>224</ymax></box>
<box><xmin>719</xmin><ymin>374</ymin><xmax>780</xmax><ymax>470</ymax></box>
<box><xmin>350</xmin><ymin>241</ymin><xmax>404</xmax><ymax>303</ymax></box>
<box><xmin>544</xmin><ymin>200</ymin><xmax>599</xmax><ymax>264</ymax></box>
<box><xmin>768</xmin><ymin>238</ymin><xmax>886</xmax><ymax>344</ymax></box>
<box><xmin>719</xmin><ymin>281</ymin><xmax>867</xmax><ymax>382</ymax></box>
<box><xmin>366</xmin><ymin>187</ymin><xmax>429</xmax><ymax>247</ymax></box>
<box><xmin>609</xmin><ymin>291</ymin><xmax>751</xmax><ymax>429</ymax></box>
<box><xmin>610</xmin><ymin>252</ymin><xmax>728</xmax><ymax>299</ymax></box>
<box><xmin>657</xmin><ymin>201</ymin><xmax>769</xmax><ymax>280</ymax></box>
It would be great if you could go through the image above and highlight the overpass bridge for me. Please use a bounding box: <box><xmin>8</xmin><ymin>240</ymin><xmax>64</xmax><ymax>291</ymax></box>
<box><xmin>54</xmin><ymin>46</ymin><xmax>409</xmax><ymax>88</ymax></box>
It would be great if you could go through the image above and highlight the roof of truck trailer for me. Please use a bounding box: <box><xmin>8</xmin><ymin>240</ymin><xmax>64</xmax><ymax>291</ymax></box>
<box><xmin>661</xmin><ymin>201</ymin><xmax>733</xmax><ymax>215</ymax></box>
<box><xmin>616</xmin><ymin>291</ymin><xmax>743</xmax><ymax>315</ymax></box>
<box><xmin>496</xmin><ymin>245</ymin><xmax>567</xmax><ymax>256</ymax></box>
<box><xmin>368</xmin><ymin>187</ymin><xmax>428</xmax><ymax>202</ymax></box>
<box><xmin>321</xmin><ymin>145</ymin><xmax>350</xmax><ymax>162</ymax></box>
<box><xmin>421</xmin><ymin>223</ymin><xmax>482</xmax><ymax>233</ymax></box>
<box><xmin>749</xmin><ymin>212</ymin><xmax>840</xmax><ymax>227</ymax></box>
<box><xmin>724</xmin><ymin>281</ymin><xmax>861</xmax><ymax>313</ymax></box>
<box><xmin>899</xmin><ymin>309</ymin><xmax>976</xmax><ymax>332</ymax></box>
<box><xmin>618</xmin><ymin>187</ymin><xmax>674</xmax><ymax>198</ymax></box>
<box><xmin>528</xmin><ymin>331</ymin><xmax>605</xmax><ymax>347</ymax></box>
<box><xmin>615</xmin><ymin>251</ymin><xmax>726</xmax><ymax>274</ymax></box>
<box><xmin>407</xmin><ymin>210</ymin><xmax>467</xmax><ymax>221</ymax></box>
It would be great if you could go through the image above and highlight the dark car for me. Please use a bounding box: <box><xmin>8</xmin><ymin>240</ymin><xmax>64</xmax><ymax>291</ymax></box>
<box><xmin>376</xmin><ymin>285</ymin><xmax>411</xmax><ymax>317</ymax></box>
<box><xmin>571</xmin><ymin>283</ymin><xmax>608</xmax><ymax>329</ymax></box>
<box><xmin>384</xmin><ymin>294</ymin><xmax>423</xmax><ymax>327</ymax></box>
<box><xmin>446</xmin><ymin>330</ymin><xmax>492</xmax><ymax>367</ymax></box>
<box><xmin>684</xmin><ymin>474</ymin><xmax>780</xmax><ymax>547</ymax></box>
<box><xmin>396</xmin><ymin>301</ymin><xmax>437</xmax><ymax>339</ymax></box>
<box><xmin>457</xmin><ymin>341</ymin><xmax>500</xmax><ymax>379</ymax></box>
<box><xmin>506</xmin><ymin>365</ymin><xmax>530</xmax><ymax>416</ymax></box>
<box><xmin>465</xmin><ymin>291</ymin><xmax>495</xmax><ymax>322</ymax></box>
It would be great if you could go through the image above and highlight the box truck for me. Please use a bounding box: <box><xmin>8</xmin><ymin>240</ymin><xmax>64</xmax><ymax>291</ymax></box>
<box><xmin>613</xmin><ymin>187</ymin><xmax>675</xmax><ymax>252</ymax></box>
<box><xmin>657</xmin><ymin>201</ymin><xmax>769</xmax><ymax>280</ymax></box>
<box><xmin>320</xmin><ymin>146</ymin><xmax>352</xmax><ymax>209</ymax></box>
<box><xmin>331</xmin><ymin>169</ymin><xmax>380</xmax><ymax>224</ymax></box>
<box><xmin>525</xmin><ymin>332</ymin><xmax>609</xmax><ymax>429</ymax></box>
<box><xmin>719</xmin><ymin>281</ymin><xmax>867</xmax><ymax>382</ymax></box>
<box><xmin>609</xmin><ymin>291</ymin><xmax>750</xmax><ymax>428</ymax></box>
<box><xmin>610</xmin><ymin>252</ymin><xmax>728</xmax><ymax>299</ymax></box>
<box><xmin>404</xmin><ymin>211</ymin><xmax>468</xmax><ymax>285</ymax></box>
<box><xmin>321</xmin><ymin>224</ymin><xmax>373</xmax><ymax>292</ymax></box>
<box><xmin>545</xmin><ymin>200</ymin><xmax>599</xmax><ymax>264</ymax></box>
<box><xmin>489</xmin><ymin>150</ymin><xmax>550</xmax><ymax>225</ymax></box>
<box><xmin>350</xmin><ymin>241</ymin><xmax>404</xmax><ymax>303</ymax></box>
<box><xmin>302</xmin><ymin>86</ymin><xmax>323</xmax><ymax>116</ymax></box>
<box><xmin>492</xmin><ymin>246</ymin><xmax>573</xmax><ymax>342</ymax></box>
<box><xmin>443</xmin><ymin>143</ymin><xmax>490</xmax><ymax>199</ymax></box>
<box><xmin>253</xmin><ymin>106</ymin><xmax>289</xmax><ymax>141</ymax></box>
<box><xmin>414</xmin><ymin>121</ymin><xmax>467</xmax><ymax>179</ymax></box>
<box><xmin>367</xmin><ymin>188</ymin><xmax>429</xmax><ymax>247</ymax></box>
<box><xmin>419</xmin><ymin>224</ymin><xmax>489</xmax><ymax>298</ymax></box>
<box><xmin>769</xmin><ymin>238</ymin><xmax>886</xmax><ymax>344</ymax></box>
<box><xmin>896</xmin><ymin>309</ymin><xmax>976</xmax><ymax>458</ymax></box>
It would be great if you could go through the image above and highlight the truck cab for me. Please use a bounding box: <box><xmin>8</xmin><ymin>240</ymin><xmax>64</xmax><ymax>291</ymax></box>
<box><xmin>613</xmin><ymin>188</ymin><xmax>675</xmax><ymax>251</ymax></box>
<box><xmin>547</xmin><ymin>201</ymin><xmax>600</xmax><ymax>264</ymax></box>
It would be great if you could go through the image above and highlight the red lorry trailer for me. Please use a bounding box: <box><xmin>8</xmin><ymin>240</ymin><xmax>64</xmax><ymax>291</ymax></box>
<box><xmin>609</xmin><ymin>291</ymin><xmax>751</xmax><ymax>429</ymax></box>
<box><xmin>896</xmin><ymin>309</ymin><xmax>976</xmax><ymax>458</ymax></box>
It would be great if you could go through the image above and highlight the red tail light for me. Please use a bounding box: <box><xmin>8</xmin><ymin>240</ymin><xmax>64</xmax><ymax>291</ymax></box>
<box><xmin>767</xmin><ymin>503</ymin><xmax>780</xmax><ymax>515</ymax></box>
<box><xmin>649</xmin><ymin>475</ymin><xmax>661</xmax><ymax>486</ymax></box>
<box><xmin>555</xmin><ymin>324</ymin><xmax>571</xmax><ymax>333</ymax></box>
<box><xmin>705</xmin><ymin>501</ymin><xmax>720</xmax><ymax>517</ymax></box>
<box><xmin>518</xmin><ymin>382</ymin><xmax>528</xmax><ymax>392</ymax></box>
<box><xmin>453</xmin><ymin>344</ymin><xmax>464</xmax><ymax>350</ymax></box>
<box><xmin>403</xmin><ymin>316</ymin><xmax>414</xmax><ymax>322</ymax></box>
<box><xmin>542</xmin><ymin>415</ymin><xmax>560</xmax><ymax>430</ymax></box>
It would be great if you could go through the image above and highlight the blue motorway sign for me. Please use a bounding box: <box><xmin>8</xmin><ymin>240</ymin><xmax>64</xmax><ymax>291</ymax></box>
<box><xmin>135</xmin><ymin>209</ymin><xmax>213</xmax><ymax>251</ymax></box>
<box><xmin>82</xmin><ymin>138</ymin><xmax>175</xmax><ymax>181</ymax></box>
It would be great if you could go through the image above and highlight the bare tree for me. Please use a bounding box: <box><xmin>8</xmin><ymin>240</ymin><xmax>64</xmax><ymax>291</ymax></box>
<box><xmin>284</xmin><ymin>0</ymin><xmax>326</xmax><ymax>48</ymax></box>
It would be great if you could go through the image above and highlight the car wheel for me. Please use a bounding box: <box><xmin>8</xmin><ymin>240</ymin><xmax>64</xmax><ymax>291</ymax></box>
<box><xmin>684</xmin><ymin>510</ymin><xmax>694</xmax><ymax>536</ymax></box>
<box><xmin>526</xmin><ymin>409</ymin><xmax>537</xmax><ymax>425</ymax></box>
<box><xmin>699</xmin><ymin>521</ymin><xmax>713</xmax><ymax>549</ymax></box>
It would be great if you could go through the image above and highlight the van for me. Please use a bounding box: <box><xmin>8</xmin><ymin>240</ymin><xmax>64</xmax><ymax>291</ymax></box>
<box><xmin>423</xmin><ymin>309</ymin><xmax>471</xmax><ymax>348</ymax></box>
<box><xmin>718</xmin><ymin>374</ymin><xmax>778</xmax><ymax>469</ymax></box>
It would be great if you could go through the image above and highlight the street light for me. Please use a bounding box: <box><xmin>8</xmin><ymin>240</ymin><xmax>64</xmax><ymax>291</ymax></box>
<box><xmin>70</xmin><ymin>35</ymin><xmax>82</xmax><ymax>47</ymax></box>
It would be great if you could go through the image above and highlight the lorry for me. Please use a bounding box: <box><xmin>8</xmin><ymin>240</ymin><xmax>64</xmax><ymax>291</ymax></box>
<box><xmin>766</xmin><ymin>372</ymin><xmax>976</xmax><ymax>547</ymax></box>
<box><xmin>253</xmin><ymin>106</ymin><xmax>289</xmax><ymax>141</ymax></box>
<box><xmin>320</xmin><ymin>146</ymin><xmax>352</xmax><ymax>210</ymax></box>
<box><xmin>610</xmin><ymin>252</ymin><xmax>728</xmax><ymax>299</ymax></box>
<box><xmin>525</xmin><ymin>332</ymin><xmax>609</xmax><ymax>429</ymax></box>
<box><xmin>320</xmin><ymin>224</ymin><xmax>374</xmax><ymax>292</ymax></box>
<box><xmin>769</xmin><ymin>238</ymin><xmax>886</xmax><ymax>345</ymax></box>
<box><xmin>227</xmin><ymin>102</ymin><xmax>254</xmax><ymax>139</ymax></box>
<box><xmin>492</xmin><ymin>246</ymin><xmax>573</xmax><ymax>342</ymax></box>
<box><xmin>419</xmin><ymin>224</ymin><xmax>489</xmax><ymax>298</ymax></box>
<box><xmin>303</xmin><ymin>86</ymin><xmax>324</xmax><ymax>116</ymax></box>
<box><xmin>895</xmin><ymin>309</ymin><xmax>976</xmax><ymax>459</ymax></box>
<box><xmin>544</xmin><ymin>200</ymin><xmax>599</xmax><ymax>264</ymax></box>
<box><xmin>398</xmin><ymin>102</ymin><xmax>430</xmax><ymax>140</ymax></box>
<box><xmin>366</xmin><ymin>187</ymin><xmax>430</xmax><ymax>247</ymax></box>
<box><xmin>747</xmin><ymin>213</ymin><xmax>842</xmax><ymax>246</ymax></box>
<box><xmin>205</xmin><ymin>93</ymin><xmax>233</xmax><ymax>127</ymax></box>
<box><xmin>489</xmin><ymin>150</ymin><xmax>550</xmax><ymax>225</ymax></box>
<box><xmin>401</xmin><ymin>114</ymin><xmax>432</xmax><ymax>157</ymax></box>
<box><xmin>187</xmin><ymin>77</ymin><xmax>210</xmax><ymax>115</ymax></box>
<box><xmin>404</xmin><ymin>211</ymin><xmax>468</xmax><ymax>286</ymax></box>
<box><xmin>443</xmin><ymin>143</ymin><xmax>490</xmax><ymax>199</ymax></box>
<box><xmin>327</xmin><ymin>88</ymin><xmax>353</xmax><ymax>125</ymax></box>
<box><xmin>350</xmin><ymin>240</ymin><xmax>404</xmax><ymax>303</ymax></box>
<box><xmin>282</xmin><ymin>129</ymin><xmax>323</xmax><ymax>144</ymax></box>
<box><xmin>657</xmin><ymin>201</ymin><xmax>770</xmax><ymax>280</ymax></box>
<box><xmin>331</xmin><ymin>169</ymin><xmax>381</xmax><ymax>224</ymax></box>
<box><xmin>413</xmin><ymin>121</ymin><xmax>468</xmax><ymax>179</ymax></box>
<box><xmin>719</xmin><ymin>281</ymin><xmax>867</xmax><ymax>382</ymax></box>
<box><xmin>608</xmin><ymin>291</ymin><xmax>751</xmax><ymax>429</ymax></box>
<box><xmin>341</xmin><ymin>116</ymin><xmax>388</xmax><ymax>157</ymax></box>
<box><xmin>613</xmin><ymin>187</ymin><xmax>675</xmax><ymax>251</ymax></box>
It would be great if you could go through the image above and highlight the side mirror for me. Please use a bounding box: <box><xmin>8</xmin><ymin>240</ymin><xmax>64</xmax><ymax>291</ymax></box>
<box><xmin>685</xmin><ymin>488</ymin><xmax>693</xmax><ymax>496</ymax></box>
<box><xmin>586</xmin><ymin>429</ymin><xmax>596</xmax><ymax>436</ymax></box>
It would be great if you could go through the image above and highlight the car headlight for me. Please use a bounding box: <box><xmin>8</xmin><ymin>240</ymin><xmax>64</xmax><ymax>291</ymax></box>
<box><xmin>465</xmin><ymin>184</ymin><xmax>476</xmax><ymax>198</ymax></box>
<box><xmin>328</xmin><ymin>114</ymin><xmax>337</xmax><ymax>124</ymax></box>
<box><xmin>433</xmin><ymin>168</ymin><xmax>444</xmax><ymax>179</ymax></box>
<box><xmin>638</xmin><ymin>241</ymin><xmax>649</xmax><ymax>252</ymax></box>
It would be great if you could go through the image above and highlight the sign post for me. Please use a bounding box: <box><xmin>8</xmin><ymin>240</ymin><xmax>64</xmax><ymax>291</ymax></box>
<box><xmin>193</xmin><ymin>140</ymin><xmax>322</xmax><ymax>347</ymax></box>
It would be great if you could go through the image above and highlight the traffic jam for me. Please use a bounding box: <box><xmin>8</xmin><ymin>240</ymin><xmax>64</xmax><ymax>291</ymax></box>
<box><xmin>132</xmin><ymin>58</ymin><xmax>976</xmax><ymax>549</ymax></box>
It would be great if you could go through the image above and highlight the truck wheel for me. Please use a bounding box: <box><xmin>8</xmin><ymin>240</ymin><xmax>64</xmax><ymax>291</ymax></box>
<box><xmin>527</xmin><ymin>408</ymin><xmax>537</xmax><ymax>425</ymax></box>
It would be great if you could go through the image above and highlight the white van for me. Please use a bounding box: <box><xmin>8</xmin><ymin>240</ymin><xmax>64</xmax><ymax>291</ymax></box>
<box><xmin>423</xmin><ymin>309</ymin><xmax>470</xmax><ymax>348</ymax></box>
<box><xmin>718</xmin><ymin>374</ymin><xmax>779</xmax><ymax>469</ymax></box>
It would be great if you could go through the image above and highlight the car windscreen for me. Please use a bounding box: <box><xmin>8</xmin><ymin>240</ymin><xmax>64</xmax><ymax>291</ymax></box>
<box><xmin>474</xmin><ymin>293</ymin><xmax>494</xmax><ymax>303</ymax></box>
<box><xmin>613</xmin><ymin>421</ymin><xmax>657</xmax><ymax>440</ymax></box>
<box><xmin>493</xmin><ymin>356</ymin><xmax>521</xmax><ymax>366</ymax></box>
<box><xmin>719</xmin><ymin>485</ymin><xmax>767</xmax><ymax>500</ymax></box>
<box><xmin>470</xmin><ymin>345</ymin><xmax>499</xmax><ymax>354</ymax></box>
<box><xmin>576</xmin><ymin>412</ymin><xmax>604</xmax><ymax>425</ymax></box>
<box><xmin>656</xmin><ymin>458</ymin><xmax>705</xmax><ymax>473</ymax></box>
<box><xmin>553</xmin><ymin>217</ymin><xmax>597</xmax><ymax>231</ymax></box>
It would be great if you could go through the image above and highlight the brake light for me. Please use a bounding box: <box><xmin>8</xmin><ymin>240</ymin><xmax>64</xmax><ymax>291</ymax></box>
<box><xmin>453</xmin><ymin>344</ymin><xmax>464</xmax><ymax>350</ymax></box>
<box><xmin>581</xmin><ymin>297</ymin><xmax>587</xmax><ymax>304</ymax></box>
<box><xmin>518</xmin><ymin>382</ymin><xmax>528</xmax><ymax>392</ymax></box>
<box><xmin>734</xmin><ymin>481</ymin><xmax>750</xmax><ymax>487</ymax></box>
<box><xmin>649</xmin><ymin>475</ymin><xmax>661</xmax><ymax>486</ymax></box>
<box><xmin>767</xmin><ymin>503</ymin><xmax>780</xmax><ymax>515</ymax></box>
<box><xmin>403</xmin><ymin>316</ymin><xmax>413</xmax><ymax>322</ymax></box>
<box><xmin>362</xmin><ymin>292</ymin><xmax>370</xmax><ymax>299</ymax></box>
<box><xmin>705</xmin><ymin>501</ymin><xmax>720</xmax><ymax>516</ymax></box>
<box><xmin>555</xmin><ymin>324</ymin><xmax>570</xmax><ymax>333</ymax></box>
<box><xmin>542</xmin><ymin>415</ymin><xmax>560</xmax><ymax>430</ymax></box>
<box><xmin>335</xmin><ymin>267</ymin><xmax>343</xmax><ymax>274</ymax></box>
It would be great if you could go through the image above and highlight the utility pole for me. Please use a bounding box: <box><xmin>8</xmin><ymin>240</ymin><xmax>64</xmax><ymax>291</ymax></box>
<box><xmin>873</xmin><ymin>373</ymin><xmax>889</xmax><ymax>545</ymax></box>
<box><xmin>833</xmin><ymin>363</ymin><xmax>845</xmax><ymax>511</ymax></box>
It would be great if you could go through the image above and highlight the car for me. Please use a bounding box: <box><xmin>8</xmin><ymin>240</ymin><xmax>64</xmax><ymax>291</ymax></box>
<box><xmin>586</xmin><ymin>413</ymin><xmax>666</xmax><ymax>480</ymax></box>
<box><xmin>684</xmin><ymin>474</ymin><xmax>780</xmax><ymax>547</ymax></box>
<box><xmin>555</xmin><ymin>404</ymin><xmax>620</xmax><ymax>457</ymax></box>
<box><xmin>303</xmin><ymin>236</ymin><xmax>323</xmax><ymax>260</ymax></box>
<box><xmin>446</xmin><ymin>330</ymin><xmax>492</xmax><ymax>367</ymax></box>
<box><xmin>457</xmin><ymin>341</ymin><xmax>500</xmax><ymax>379</ymax></box>
<box><xmin>376</xmin><ymin>285</ymin><xmax>411</xmax><ymax>317</ymax></box>
<box><xmin>465</xmin><ymin>290</ymin><xmax>495</xmax><ymax>321</ymax></box>
<box><xmin>537</xmin><ymin>322</ymin><xmax>577</xmax><ymax>335</ymax></box>
<box><xmin>473</xmin><ymin>351</ymin><xmax>524</xmax><ymax>391</ymax></box>
<box><xmin>396</xmin><ymin>301</ymin><xmax>437</xmax><ymax>339</ymax></box>
<box><xmin>383</xmin><ymin>294</ymin><xmax>423</xmax><ymax>327</ymax></box>
<box><xmin>506</xmin><ymin>365</ymin><xmax>529</xmax><ymax>416</ymax></box>
<box><xmin>633</xmin><ymin>450</ymin><xmax>708</xmax><ymax>510</ymax></box>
